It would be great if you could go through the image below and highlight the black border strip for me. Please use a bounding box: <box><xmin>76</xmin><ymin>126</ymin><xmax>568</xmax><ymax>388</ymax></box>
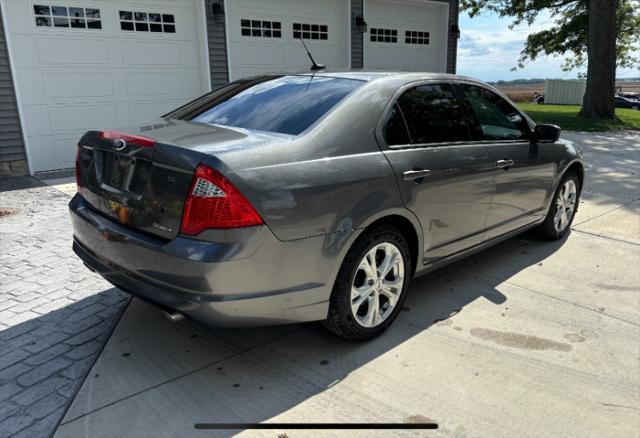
<box><xmin>194</xmin><ymin>423</ymin><xmax>438</xmax><ymax>430</ymax></box>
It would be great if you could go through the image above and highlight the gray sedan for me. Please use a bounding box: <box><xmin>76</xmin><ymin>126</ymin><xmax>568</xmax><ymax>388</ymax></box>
<box><xmin>70</xmin><ymin>72</ymin><xmax>584</xmax><ymax>341</ymax></box>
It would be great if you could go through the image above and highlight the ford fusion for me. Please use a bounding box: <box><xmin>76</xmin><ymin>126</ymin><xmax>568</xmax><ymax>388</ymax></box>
<box><xmin>70</xmin><ymin>73</ymin><xmax>584</xmax><ymax>341</ymax></box>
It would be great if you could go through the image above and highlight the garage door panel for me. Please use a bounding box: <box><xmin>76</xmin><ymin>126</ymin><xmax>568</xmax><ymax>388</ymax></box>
<box><xmin>49</xmin><ymin>105</ymin><xmax>118</xmax><ymax>132</ymax></box>
<box><xmin>5</xmin><ymin>0</ymin><xmax>207</xmax><ymax>172</ymax></box>
<box><xmin>232</xmin><ymin>0</ymin><xmax>286</xmax><ymax>12</ymax></box>
<box><xmin>368</xmin><ymin>0</ymin><xmax>434</xmax><ymax>22</ymax></box>
<box><xmin>53</xmin><ymin>136</ymin><xmax>82</xmax><ymax>168</ymax></box>
<box><xmin>7</xmin><ymin>69</ymin><xmax>115</xmax><ymax>104</ymax></box>
<box><xmin>38</xmin><ymin>38</ymin><xmax>111</xmax><ymax>65</ymax></box>
<box><xmin>121</xmin><ymin>41</ymin><xmax>181</xmax><ymax>65</ymax></box>
<box><xmin>227</xmin><ymin>0</ymin><xmax>348</xmax><ymax>81</ymax></box>
<box><xmin>284</xmin><ymin>45</ymin><xmax>343</xmax><ymax>68</ymax></box>
<box><xmin>124</xmin><ymin>72</ymin><xmax>183</xmax><ymax>96</ymax></box>
<box><xmin>128</xmin><ymin>100</ymin><xmax>184</xmax><ymax>125</ymax></box>
<box><xmin>365</xmin><ymin>0</ymin><xmax>448</xmax><ymax>72</ymax></box>
<box><xmin>289</xmin><ymin>0</ymin><xmax>342</xmax><ymax>15</ymax></box>
<box><xmin>27</xmin><ymin>137</ymin><xmax>57</xmax><ymax>173</ymax></box>
<box><xmin>44</xmin><ymin>72</ymin><xmax>114</xmax><ymax>98</ymax></box>
<box><xmin>237</xmin><ymin>45</ymin><xmax>285</xmax><ymax>66</ymax></box>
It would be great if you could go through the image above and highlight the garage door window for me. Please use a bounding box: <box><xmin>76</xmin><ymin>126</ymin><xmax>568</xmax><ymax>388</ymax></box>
<box><xmin>241</xmin><ymin>20</ymin><xmax>282</xmax><ymax>38</ymax></box>
<box><xmin>33</xmin><ymin>5</ymin><xmax>102</xmax><ymax>29</ymax></box>
<box><xmin>405</xmin><ymin>31</ymin><xmax>429</xmax><ymax>45</ymax></box>
<box><xmin>119</xmin><ymin>11</ymin><xmax>175</xmax><ymax>33</ymax></box>
<box><xmin>293</xmin><ymin>23</ymin><xmax>328</xmax><ymax>40</ymax></box>
<box><xmin>370</xmin><ymin>28</ymin><xmax>397</xmax><ymax>43</ymax></box>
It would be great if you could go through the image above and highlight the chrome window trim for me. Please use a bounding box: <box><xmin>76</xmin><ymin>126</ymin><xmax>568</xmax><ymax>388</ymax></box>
<box><xmin>388</xmin><ymin>139</ymin><xmax>530</xmax><ymax>151</ymax></box>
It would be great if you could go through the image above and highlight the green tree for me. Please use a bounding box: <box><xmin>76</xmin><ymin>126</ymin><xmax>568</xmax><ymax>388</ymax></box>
<box><xmin>461</xmin><ymin>0</ymin><xmax>640</xmax><ymax>119</ymax></box>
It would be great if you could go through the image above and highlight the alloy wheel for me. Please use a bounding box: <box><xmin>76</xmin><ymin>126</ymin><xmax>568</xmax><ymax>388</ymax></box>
<box><xmin>351</xmin><ymin>242</ymin><xmax>405</xmax><ymax>328</ymax></box>
<box><xmin>553</xmin><ymin>179</ymin><xmax>577</xmax><ymax>233</ymax></box>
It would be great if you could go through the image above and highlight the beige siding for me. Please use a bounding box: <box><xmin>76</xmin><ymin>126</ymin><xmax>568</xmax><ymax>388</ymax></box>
<box><xmin>446</xmin><ymin>0</ymin><xmax>459</xmax><ymax>73</ymax></box>
<box><xmin>205</xmin><ymin>0</ymin><xmax>229</xmax><ymax>89</ymax></box>
<box><xmin>0</xmin><ymin>3</ymin><xmax>26</xmax><ymax>163</ymax></box>
<box><xmin>351</xmin><ymin>0</ymin><xmax>364</xmax><ymax>68</ymax></box>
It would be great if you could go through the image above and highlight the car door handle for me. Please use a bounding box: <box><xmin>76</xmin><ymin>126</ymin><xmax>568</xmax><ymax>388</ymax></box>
<box><xmin>496</xmin><ymin>159</ymin><xmax>515</xmax><ymax>169</ymax></box>
<box><xmin>403</xmin><ymin>169</ymin><xmax>431</xmax><ymax>181</ymax></box>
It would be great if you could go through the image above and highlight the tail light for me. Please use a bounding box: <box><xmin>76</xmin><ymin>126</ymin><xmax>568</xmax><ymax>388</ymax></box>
<box><xmin>180</xmin><ymin>164</ymin><xmax>263</xmax><ymax>235</ymax></box>
<box><xmin>99</xmin><ymin>130</ymin><xmax>155</xmax><ymax>148</ymax></box>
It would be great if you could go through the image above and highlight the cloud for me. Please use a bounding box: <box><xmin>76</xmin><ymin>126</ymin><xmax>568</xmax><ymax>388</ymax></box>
<box><xmin>458</xmin><ymin>34</ymin><xmax>490</xmax><ymax>56</ymax></box>
<box><xmin>456</xmin><ymin>12</ymin><xmax>639</xmax><ymax>81</ymax></box>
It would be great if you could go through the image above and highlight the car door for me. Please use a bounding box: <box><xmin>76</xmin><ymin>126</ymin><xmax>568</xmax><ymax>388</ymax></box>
<box><xmin>380</xmin><ymin>82</ymin><xmax>495</xmax><ymax>264</ymax></box>
<box><xmin>457</xmin><ymin>83</ymin><xmax>556</xmax><ymax>240</ymax></box>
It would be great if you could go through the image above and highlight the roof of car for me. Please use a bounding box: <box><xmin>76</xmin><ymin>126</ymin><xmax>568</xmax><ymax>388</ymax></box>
<box><xmin>294</xmin><ymin>70</ymin><xmax>482</xmax><ymax>83</ymax></box>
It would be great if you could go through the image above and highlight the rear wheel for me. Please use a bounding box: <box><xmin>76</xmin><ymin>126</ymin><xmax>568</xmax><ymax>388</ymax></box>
<box><xmin>324</xmin><ymin>225</ymin><xmax>412</xmax><ymax>341</ymax></box>
<box><xmin>537</xmin><ymin>172</ymin><xmax>580</xmax><ymax>240</ymax></box>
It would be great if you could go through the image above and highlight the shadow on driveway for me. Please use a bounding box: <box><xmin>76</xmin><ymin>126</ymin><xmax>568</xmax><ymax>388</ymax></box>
<box><xmin>55</xmin><ymin>232</ymin><xmax>570</xmax><ymax>437</ymax></box>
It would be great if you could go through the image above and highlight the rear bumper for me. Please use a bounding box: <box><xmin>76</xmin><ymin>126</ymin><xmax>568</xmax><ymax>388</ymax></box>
<box><xmin>69</xmin><ymin>194</ymin><xmax>335</xmax><ymax>327</ymax></box>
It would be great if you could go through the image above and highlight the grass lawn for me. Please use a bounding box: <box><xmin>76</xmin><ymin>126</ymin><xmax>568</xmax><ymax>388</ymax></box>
<box><xmin>517</xmin><ymin>103</ymin><xmax>640</xmax><ymax>132</ymax></box>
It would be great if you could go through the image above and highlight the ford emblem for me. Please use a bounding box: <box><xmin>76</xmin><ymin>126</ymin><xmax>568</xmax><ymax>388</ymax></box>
<box><xmin>113</xmin><ymin>138</ymin><xmax>126</xmax><ymax>151</ymax></box>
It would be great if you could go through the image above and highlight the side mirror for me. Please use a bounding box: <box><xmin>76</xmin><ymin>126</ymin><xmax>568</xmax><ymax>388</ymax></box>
<box><xmin>533</xmin><ymin>124</ymin><xmax>561</xmax><ymax>143</ymax></box>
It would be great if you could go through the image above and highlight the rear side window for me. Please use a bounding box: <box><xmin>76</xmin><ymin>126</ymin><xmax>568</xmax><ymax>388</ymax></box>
<box><xmin>384</xmin><ymin>104</ymin><xmax>410</xmax><ymax>145</ymax></box>
<box><xmin>185</xmin><ymin>76</ymin><xmax>363</xmax><ymax>135</ymax></box>
<box><xmin>396</xmin><ymin>84</ymin><xmax>472</xmax><ymax>144</ymax></box>
<box><xmin>460</xmin><ymin>84</ymin><xmax>530</xmax><ymax>140</ymax></box>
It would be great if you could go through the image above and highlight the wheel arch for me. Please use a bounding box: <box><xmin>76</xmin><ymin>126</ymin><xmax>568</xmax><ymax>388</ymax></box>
<box><xmin>564</xmin><ymin>160</ymin><xmax>584</xmax><ymax>190</ymax></box>
<box><xmin>357</xmin><ymin>211</ymin><xmax>423</xmax><ymax>277</ymax></box>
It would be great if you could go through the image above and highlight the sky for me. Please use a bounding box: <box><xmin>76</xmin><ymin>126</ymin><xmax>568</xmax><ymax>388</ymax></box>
<box><xmin>457</xmin><ymin>11</ymin><xmax>640</xmax><ymax>82</ymax></box>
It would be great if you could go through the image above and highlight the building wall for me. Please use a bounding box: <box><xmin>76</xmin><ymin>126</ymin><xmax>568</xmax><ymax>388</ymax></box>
<box><xmin>0</xmin><ymin>3</ymin><xmax>28</xmax><ymax>178</ymax></box>
<box><xmin>205</xmin><ymin>0</ymin><xmax>229</xmax><ymax>89</ymax></box>
<box><xmin>350</xmin><ymin>0</ymin><xmax>459</xmax><ymax>73</ymax></box>
<box><xmin>206</xmin><ymin>0</ymin><xmax>459</xmax><ymax>77</ymax></box>
<box><xmin>1</xmin><ymin>0</ymin><xmax>460</xmax><ymax>176</ymax></box>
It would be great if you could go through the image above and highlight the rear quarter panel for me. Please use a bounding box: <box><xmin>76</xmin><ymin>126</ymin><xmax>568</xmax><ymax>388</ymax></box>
<box><xmin>200</xmin><ymin>79</ymin><xmax>414</xmax><ymax>242</ymax></box>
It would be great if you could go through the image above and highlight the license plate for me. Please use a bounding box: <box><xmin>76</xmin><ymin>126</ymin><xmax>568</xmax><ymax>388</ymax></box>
<box><xmin>103</xmin><ymin>152</ymin><xmax>134</xmax><ymax>190</ymax></box>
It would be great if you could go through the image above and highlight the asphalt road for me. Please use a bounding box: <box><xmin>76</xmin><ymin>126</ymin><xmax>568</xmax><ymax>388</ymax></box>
<box><xmin>53</xmin><ymin>131</ymin><xmax>640</xmax><ymax>438</ymax></box>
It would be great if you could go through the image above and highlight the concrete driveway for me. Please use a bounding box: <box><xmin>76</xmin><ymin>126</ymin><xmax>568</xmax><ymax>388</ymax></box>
<box><xmin>47</xmin><ymin>131</ymin><xmax>640</xmax><ymax>437</ymax></box>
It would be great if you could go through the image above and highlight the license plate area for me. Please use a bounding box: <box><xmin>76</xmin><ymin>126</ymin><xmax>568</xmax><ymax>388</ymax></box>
<box><xmin>99</xmin><ymin>151</ymin><xmax>151</xmax><ymax>194</ymax></box>
<box><xmin>103</xmin><ymin>152</ymin><xmax>134</xmax><ymax>190</ymax></box>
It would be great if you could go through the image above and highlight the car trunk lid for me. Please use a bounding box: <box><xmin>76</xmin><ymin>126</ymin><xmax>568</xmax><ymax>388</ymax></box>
<box><xmin>76</xmin><ymin>120</ymin><xmax>282</xmax><ymax>240</ymax></box>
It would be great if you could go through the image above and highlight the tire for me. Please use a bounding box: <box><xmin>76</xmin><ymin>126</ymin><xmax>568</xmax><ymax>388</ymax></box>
<box><xmin>537</xmin><ymin>172</ymin><xmax>581</xmax><ymax>240</ymax></box>
<box><xmin>323</xmin><ymin>225</ymin><xmax>413</xmax><ymax>341</ymax></box>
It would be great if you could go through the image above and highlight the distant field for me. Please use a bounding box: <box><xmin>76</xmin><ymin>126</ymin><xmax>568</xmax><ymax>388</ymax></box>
<box><xmin>517</xmin><ymin>103</ymin><xmax>640</xmax><ymax>132</ymax></box>
<box><xmin>497</xmin><ymin>81</ymin><xmax>640</xmax><ymax>103</ymax></box>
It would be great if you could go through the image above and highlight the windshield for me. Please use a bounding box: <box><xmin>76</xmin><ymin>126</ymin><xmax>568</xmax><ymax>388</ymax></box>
<box><xmin>176</xmin><ymin>75</ymin><xmax>364</xmax><ymax>136</ymax></box>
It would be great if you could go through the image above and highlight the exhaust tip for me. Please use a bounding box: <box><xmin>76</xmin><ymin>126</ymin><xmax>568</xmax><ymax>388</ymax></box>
<box><xmin>164</xmin><ymin>310</ymin><xmax>185</xmax><ymax>322</ymax></box>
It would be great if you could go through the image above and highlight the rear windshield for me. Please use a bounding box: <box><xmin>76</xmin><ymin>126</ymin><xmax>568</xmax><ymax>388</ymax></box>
<box><xmin>171</xmin><ymin>75</ymin><xmax>364</xmax><ymax>136</ymax></box>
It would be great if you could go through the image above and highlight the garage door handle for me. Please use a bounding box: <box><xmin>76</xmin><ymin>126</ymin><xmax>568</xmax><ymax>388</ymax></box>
<box><xmin>403</xmin><ymin>169</ymin><xmax>431</xmax><ymax>180</ymax></box>
<box><xmin>496</xmin><ymin>159</ymin><xmax>515</xmax><ymax>169</ymax></box>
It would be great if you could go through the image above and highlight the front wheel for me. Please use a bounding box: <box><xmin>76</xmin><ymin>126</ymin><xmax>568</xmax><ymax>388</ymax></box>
<box><xmin>324</xmin><ymin>225</ymin><xmax>412</xmax><ymax>341</ymax></box>
<box><xmin>537</xmin><ymin>172</ymin><xmax>580</xmax><ymax>240</ymax></box>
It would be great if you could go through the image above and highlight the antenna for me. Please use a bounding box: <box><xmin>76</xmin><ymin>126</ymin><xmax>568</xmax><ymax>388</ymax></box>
<box><xmin>299</xmin><ymin>37</ymin><xmax>325</xmax><ymax>71</ymax></box>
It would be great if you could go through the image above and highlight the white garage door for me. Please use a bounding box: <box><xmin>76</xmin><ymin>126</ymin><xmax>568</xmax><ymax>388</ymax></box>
<box><xmin>4</xmin><ymin>0</ymin><xmax>208</xmax><ymax>173</ymax></box>
<box><xmin>365</xmin><ymin>0</ymin><xmax>448</xmax><ymax>72</ymax></box>
<box><xmin>226</xmin><ymin>0</ymin><xmax>350</xmax><ymax>81</ymax></box>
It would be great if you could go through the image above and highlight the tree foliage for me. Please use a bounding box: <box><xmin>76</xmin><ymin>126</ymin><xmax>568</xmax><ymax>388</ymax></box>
<box><xmin>460</xmin><ymin>0</ymin><xmax>640</xmax><ymax>72</ymax></box>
